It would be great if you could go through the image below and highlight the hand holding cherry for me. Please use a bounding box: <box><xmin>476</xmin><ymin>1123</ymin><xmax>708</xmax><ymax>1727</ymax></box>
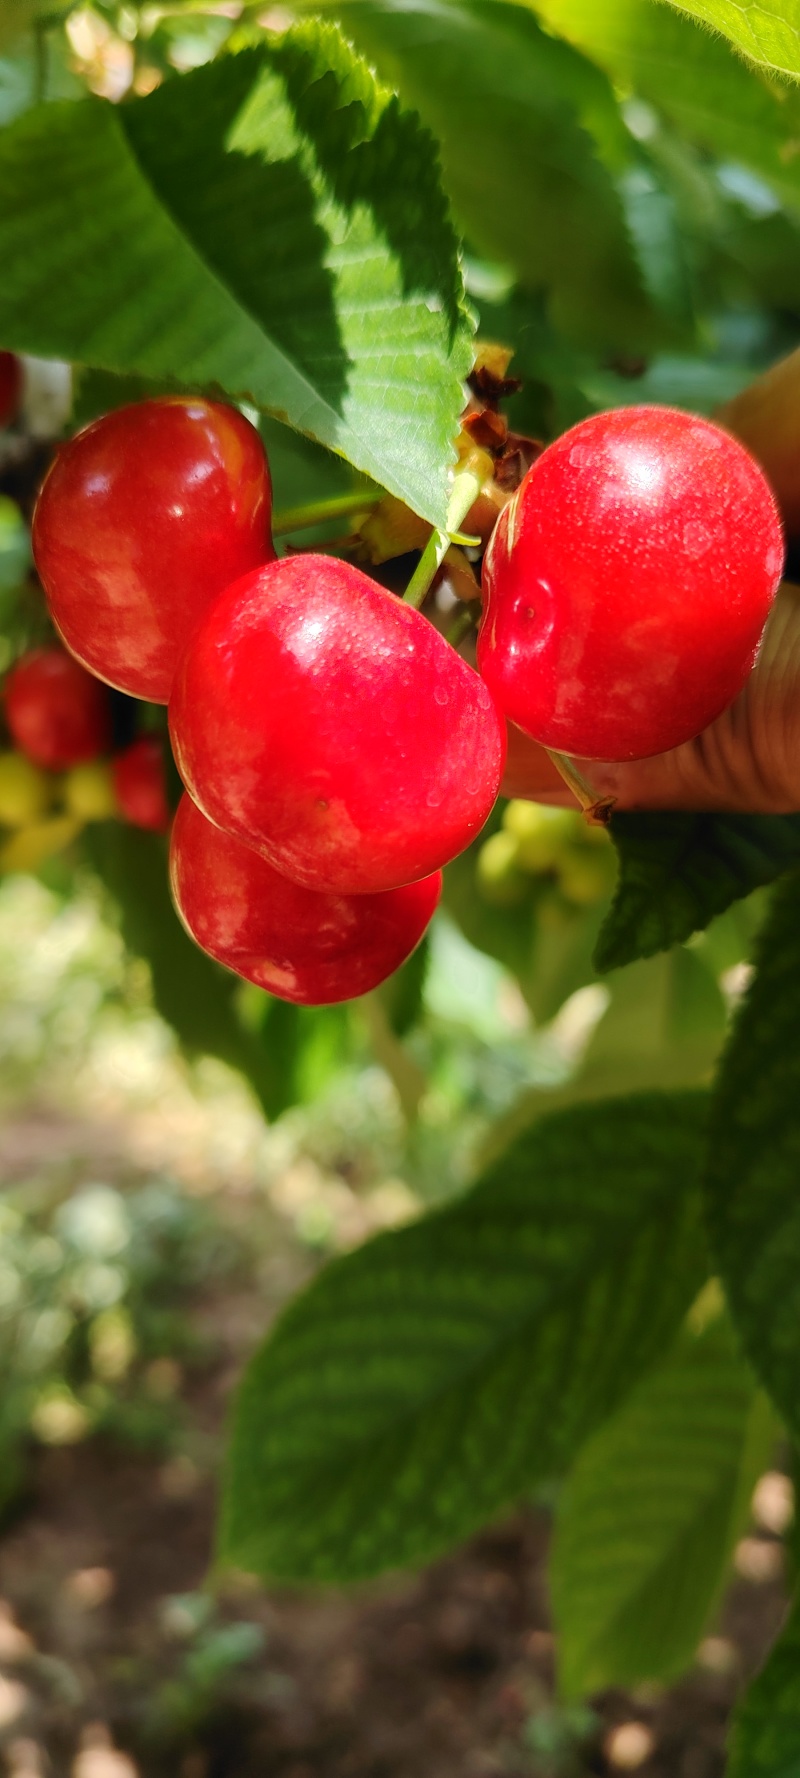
<box><xmin>502</xmin><ymin>579</ymin><xmax>800</xmax><ymax>815</ymax></box>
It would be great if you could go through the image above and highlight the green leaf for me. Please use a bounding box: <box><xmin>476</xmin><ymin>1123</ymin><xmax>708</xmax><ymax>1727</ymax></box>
<box><xmin>0</xmin><ymin>23</ymin><xmax>472</xmax><ymax>524</ymax></box>
<box><xmin>534</xmin><ymin>0</ymin><xmax>800</xmax><ymax>215</ymax></box>
<box><xmin>595</xmin><ymin>812</ymin><xmax>800</xmax><ymax>973</ymax></box>
<box><xmin>551</xmin><ymin>1310</ymin><xmax>775</xmax><ymax>1697</ymax></box>
<box><xmin>705</xmin><ymin>871</ymin><xmax>800</xmax><ymax>1436</ymax></box>
<box><xmin>307</xmin><ymin>0</ymin><xmax>658</xmax><ymax>351</ymax></box>
<box><xmin>662</xmin><ymin>0</ymin><xmax>800</xmax><ymax>81</ymax></box>
<box><xmin>221</xmin><ymin>1092</ymin><xmax>710</xmax><ymax>1582</ymax></box>
<box><xmin>83</xmin><ymin>823</ymin><xmax>300</xmax><ymax>1121</ymax></box>
<box><xmin>728</xmin><ymin>1600</ymin><xmax>800</xmax><ymax>1777</ymax></box>
<box><xmin>480</xmin><ymin>946</ymin><xmax>725</xmax><ymax>1167</ymax></box>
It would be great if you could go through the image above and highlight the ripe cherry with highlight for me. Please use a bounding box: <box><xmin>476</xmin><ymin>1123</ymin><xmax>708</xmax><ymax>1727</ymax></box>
<box><xmin>169</xmin><ymin>554</ymin><xmax>506</xmax><ymax>896</ymax></box>
<box><xmin>113</xmin><ymin>737</ymin><xmax>171</xmax><ymax>834</ymax></box>
<box><xmin>33</xmin><ymin>397</ymin><xmax>274</xmax><ymax>704</ymax></box>
<box><xmin>170</xmin><ymin>793</ymin><xmax>441</xmax><ymax>1006</ymax></box>
<box><xmin>479</xmin><ymin>405</ymin><xmax>784</xmax><ymax>762</ymax></box>
<box><xmin>5</xmin><ymin>647</ymin><xmax>111</xmax><ymax>770</ymax></box>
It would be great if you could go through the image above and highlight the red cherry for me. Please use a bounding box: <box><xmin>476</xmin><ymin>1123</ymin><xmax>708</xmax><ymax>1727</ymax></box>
<box><xmin>32</xmin><ymin>397</ymin><xmax>274</xmax><ymax>704</ymax></box>
<box><xmin>170</xmin><ymin>793</ymin><xmax>441</xmax><ymax>1006</ymax></box>
<box><xmin>0</xmin><ymin>353</ymin><xmax>22</xmax><ymax>429</ymax></box>
<box><xmin>113</xmin><ymin>737</ymin><xmax>170</xmax><ymax>834</ymax></box>
<box><xmin>169</xmin><ymin>554</ymin><xmax>505</xmax><ymax>895</ymax></box>
<box><xmin>478</xmin><ymin>405</ymin><xmax>784</xmax><ymax>762</ymax></box>
<box><xmin>4</xmin><ymin>647</ymin><xmax>111</xmax><ymax>769</ymax></box>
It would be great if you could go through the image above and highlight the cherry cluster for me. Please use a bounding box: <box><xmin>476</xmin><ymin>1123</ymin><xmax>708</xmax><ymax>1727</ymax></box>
<box><xmin>21</xmin><ymin>387</ymin><xmax>784</xmax><ymax>1008</ymax></box>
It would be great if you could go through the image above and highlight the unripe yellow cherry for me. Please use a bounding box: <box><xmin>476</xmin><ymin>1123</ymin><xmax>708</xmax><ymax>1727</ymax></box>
<box><xmin>558</xmin><ymin>845</ymin><xmax>615</xmax><ymax>907</ymax></box>
<box><xmin>476</xmin><ymin>829</ymin><xmax>528</xmax><ymax>905</ymax></box>
<box><xmin>0</xmin><ymin>815</ymin><xmax>81</xmax><ymax>874</ymax></box>
<box><xmin>502</xmin><ymin>801</ymin><xmax>576</xmax><ymax>872</ymax></box>
<box><xmin>63</xmin><ymin>760</ymin><xmax>118</xmax><ymax>822</ymax></box>
<box><xmin>0</xmin><ymin>752</ymin><xmax>51</xmax><ymax>827</ymax></box>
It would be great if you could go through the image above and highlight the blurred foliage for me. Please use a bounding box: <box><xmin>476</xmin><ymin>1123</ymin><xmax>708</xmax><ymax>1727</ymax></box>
<box><xmin>0</xmin><ymin>1170</ymin><xmax>246</xmax><ymax>1510</ymax></box>
<box><xmin>2</xmin><ymin>1</ymin><xmax>800</xmax><ymax>1753</ymax></box>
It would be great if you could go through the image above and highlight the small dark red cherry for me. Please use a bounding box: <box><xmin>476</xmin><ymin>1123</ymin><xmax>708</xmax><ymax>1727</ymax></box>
<box><xmin>170</xmin><ymin>793</ymin><xmax>441</xmax><ymax>1006</ymax></box>
<box><xmin>113</xmin><ymin>737</ymin><xmax>170</xmax><ymax>834</ymax></box>
<box><xmin>478</xmin><ymin>405</ymin><xmax>784</xmax><ymax>762</ymax></box>
<box><xmin>32</xmin><ymin>396</ymin><xmax>274</xmax><ymax>704</ymax></box>
<box><xmin>0</xmin><ymin>353</ymin><xmax>22</xmax><ymax>429</ymax></box>
<box><xmin>4</xmin><ymin>647</ymin><xmax>112</xmax><ymax>769</ymax></box>
<box><xmin>169</xmin><ymin>554</ymin><xmax>506</xmax><ymax>895</ymax></box>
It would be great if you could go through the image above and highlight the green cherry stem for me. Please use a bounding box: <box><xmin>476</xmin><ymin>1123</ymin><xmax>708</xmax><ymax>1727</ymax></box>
<box><xmin>403</xmin><ymin>466</ymin><xmax>483</xmax><ymax>610</ymax></box>
<box><xmin>545</xmin><ymin>749</ymin><xmax>616</xmax><ymax>825</ymax></box>
<box><xmin>272</xmin><ymin>490</ymin><xmax>382</xmax><ymax>537</ymax></box>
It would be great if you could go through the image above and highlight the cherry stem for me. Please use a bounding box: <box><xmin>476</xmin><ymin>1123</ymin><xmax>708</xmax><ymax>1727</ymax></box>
<box><xmin>545</xmin><ymin>749</ymin><xmax>616</xmax><ymax>825</ymax></box>
<box><xmin>403</xmin><ymin>467</ymin><xmax>483</xmax><ymax>610</ymax></box>
<box><xmin>272</xmin><ymin>490</ymin><xmax>381</xmax><ymax>537</ymax></box>
<box><xmin>361</xmin><ymin>992</ymin><xmax>427</xmax><ymax>1123</ymax></box>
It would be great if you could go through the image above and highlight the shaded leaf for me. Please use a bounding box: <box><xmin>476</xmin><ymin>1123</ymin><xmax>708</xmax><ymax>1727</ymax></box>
<box><xmin>595</xmin><ymin>812</ymin><xmax>800</xmax><ymax>972</ymax></box>
<box><xmin>551</xmin><ymin>1311</ymin><xmax>775</xmax><ymax>1697</ymax></box>
<box><xmin>728</xmin><ymin>1600</ymin><xmax>800</xmax><ymax>1776</ymax></box>
<box><xmin>83</xmin><ymin>823</ymin><xmax>299</xmax><ymax>1121</ymax></box>
<box><xmin>221</xmin><ymin>1092</ymin><xmax>709</xmax><ymax>1582</ymax></box>
<box><xmin>705</xmin><ymin>871</ymin><xmax>800</xmax><ymax>1436</ymax></box>
<box><xmin>534</xmin><ymin>0</ymin><xmax>800</xmax><ymax>215</ymax></box>
<box><xmin>0</xmin><ymin>22</ymin><xmax>471</xmax><ymax>524</ymax></box>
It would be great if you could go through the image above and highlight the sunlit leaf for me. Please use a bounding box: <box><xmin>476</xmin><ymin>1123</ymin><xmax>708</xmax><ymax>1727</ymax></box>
<box><xmin>0</xmin><ymin>22</ymin><xmax>472</xmax><ymax>523</ymax></box>
<box><xmin>662</xmin><ymin>0</ymin><xmax>800</xmax><ymax>82</ymax></box>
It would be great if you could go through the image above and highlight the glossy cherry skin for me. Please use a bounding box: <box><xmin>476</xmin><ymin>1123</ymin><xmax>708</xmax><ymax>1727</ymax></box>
<box><xmin>0</xmin><ymin>354</ymin><xmax>22</xmax><ymax>429</ymax></box>
<box><xmin>170</xmin><ymin>793</ymin><xmax>441</xmax><ymax>1006</ymax></box>
<box><xmin>4</xmin><ymin>647</ymin><xmax>112</xmax><ymax>769</ymax></box>
<box><xmin>479</xmin><ymin>405</ymin><xmax>784</xmax><ymax>762</ymax></box>
<box><xmin>113</xmin><ymin>737</ymin><xmax>170</xmax><ymax>834</ymax></box>
<box><xmin>169</xmin><ymin>554</ymin><xmax>506</xmax><ymax>895</ymax></box>
<box><xmin>32</xmin><ymin>397</ymin><xmax>274</xmax><ymax>704</ymax></box>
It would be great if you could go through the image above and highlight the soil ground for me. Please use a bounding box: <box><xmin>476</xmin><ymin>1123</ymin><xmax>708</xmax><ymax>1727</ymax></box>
<box><xmin>0</xmin><ymin>1106</ymin><xmax>789</xmax><ymax>1778</ymax></box>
